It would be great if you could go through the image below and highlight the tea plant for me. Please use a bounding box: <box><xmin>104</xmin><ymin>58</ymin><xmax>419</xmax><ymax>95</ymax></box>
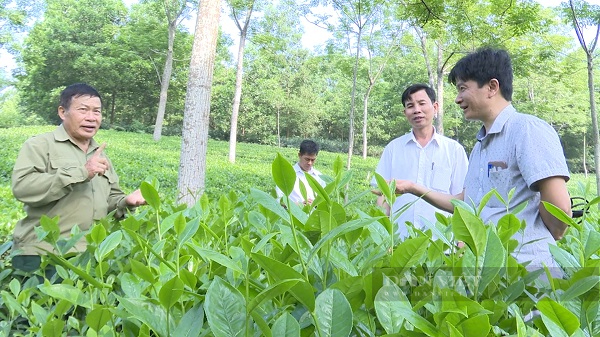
<box><xmin>0</xmin><ymin>154</ymin><xmax>597</xmax><ymax>337</ymax></box>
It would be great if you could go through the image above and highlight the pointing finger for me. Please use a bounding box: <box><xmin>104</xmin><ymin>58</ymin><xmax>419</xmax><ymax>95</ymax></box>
<box><xmin>94</xmin><ymin>143</ymin><xmax>107</xmax><ymax>157</ymax></box>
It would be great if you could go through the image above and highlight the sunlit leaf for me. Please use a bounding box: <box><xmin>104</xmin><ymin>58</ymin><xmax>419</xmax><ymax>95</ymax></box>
<box><xmin>140</xmin><ymin>180</ymin><xmax>160</xmax><ymax>210</ymax></box>
<box><xmin>272</xmin><ymin>153</ymin><xmax>296</xmax><ymax>197</ymax></box>
<box><xmin>537</xmin><ymin>297</ymin><xmax>579</xmax><ymax>336</ymax></box>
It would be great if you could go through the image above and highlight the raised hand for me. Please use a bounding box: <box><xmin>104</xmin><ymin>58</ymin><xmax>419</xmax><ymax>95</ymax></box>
<box><xmin>85</xmin><ymin>143</ymin><xmax>110</xmax><ymax>179</ymax></box>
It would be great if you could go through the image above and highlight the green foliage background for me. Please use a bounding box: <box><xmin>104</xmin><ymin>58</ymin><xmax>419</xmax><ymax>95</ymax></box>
<box><xmin>2</xmin><ymin>0</ymin><xmax>599</xmax><ymax>172</ymax></box>
<box><xmin>0</xmin><ymin>126</ymin><xmax>381</xmax><ymax>239</ymax></box>
<box><xmin>1</xmin><ymin>126</ymin><xmax>599</xmax><ymax>336</ymax></box>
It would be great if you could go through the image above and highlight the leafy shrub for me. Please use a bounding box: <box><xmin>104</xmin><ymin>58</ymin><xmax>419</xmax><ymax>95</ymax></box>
<box><xmin>0</xmin><ymin>155</ymin><xmax>597</xmax><ymax>336</ymax></box>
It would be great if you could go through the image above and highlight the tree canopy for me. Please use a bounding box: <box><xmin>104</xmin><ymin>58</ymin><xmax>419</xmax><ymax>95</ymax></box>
<box><xmin>2</xmin><ymin>0</ymin><xmax>598</xmax><ymax>174</ymax></box>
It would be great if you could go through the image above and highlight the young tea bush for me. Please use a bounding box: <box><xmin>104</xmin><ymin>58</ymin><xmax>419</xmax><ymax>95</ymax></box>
<box><xmin>0</xmin><ymin>155</ymin><xmax>598</xmax><ymax>337</ymax></box>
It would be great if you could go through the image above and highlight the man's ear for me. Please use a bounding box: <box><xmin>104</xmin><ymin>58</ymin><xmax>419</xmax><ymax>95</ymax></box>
<box><xmin>488</xmin><ymin>79</ymin><xmax>500</xmax><ymax>97</ymax></box>
<box><xmin>58</xmin><ymin>106</ymin><xmax>66</xmax><ymax>120</ymax></box>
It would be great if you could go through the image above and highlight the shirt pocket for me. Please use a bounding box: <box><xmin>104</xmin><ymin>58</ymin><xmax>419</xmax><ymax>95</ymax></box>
<box><xmin>486</xmin><ymin>170</ymin><xmax>511</xmax><ymax>208</ymax></box>
<box><xmin>431</xmin><ymin>167</ymin><xmax>452</xmax><ymax>193</ymax></box>
<box><xmin>48</xmin><ymin>157</ymin><xmax>78</xmax><ymax>174</ymax></box>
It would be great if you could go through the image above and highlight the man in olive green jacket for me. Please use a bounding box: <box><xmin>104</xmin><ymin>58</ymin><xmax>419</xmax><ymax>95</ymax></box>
<box><xmin>11</xmin><ymin>83</ymin><xmax>146</xmax><ymax>271</ymax></box>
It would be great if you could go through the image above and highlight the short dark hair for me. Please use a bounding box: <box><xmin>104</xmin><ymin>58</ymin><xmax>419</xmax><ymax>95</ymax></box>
<box><xmin>299</xmin><ymin>140</ymin><xmax>319</xmax><ymax>155</ymax></box>
<box><xmin>401</xmin><ymin>84</ymin><xmax>436</xmax><ymax>107</ymax></box>
<box><xmin>448</xmin><ymin>47</ymin><xmax>513</xmax><ymax>101</ymax></box>
<box><xmin>59</xmin><ymin>83</ymin><xmax>102</xmax><ymax>110</ymax></box>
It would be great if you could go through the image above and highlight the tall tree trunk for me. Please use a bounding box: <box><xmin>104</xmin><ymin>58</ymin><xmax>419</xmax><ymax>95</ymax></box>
<box><xmin>435</xmin><ymin>43</ymin><xmax>444</xmax><ymax>135</ymax></box>
<box><xmin>228</xmin><ymin>3</ymin><xmax>254</xmax><ymax>164</ymax></box>
<box><xmin>346</xmin><ymin>30</ymin><xmax>362</xmax><ymax>170</ymax></box>
<box><xmin>177</xmin><ymin>0</ymin><xmax>221</xmax><ymax>206</ymax></box>
<box><xmin>277</xmin><ymin>107</ymin><xmax>281</xmax><ymax>148</ymax></box>
<box><xmin>228</xmin><ymin>35</ymin><xmax>247</xmax><ymax>163</ymax></box>
<box><xmin>586</xmin><ymin>55</ymin><xmax>600</xmax><ymax>196</ymax></box>
<box><xmin>110</xmin><ymin>91</ymin><xmax>116</xmax><ymax>127</ymax></box>
<box><xmin>416</xmin><ymin>27</ymin><xmax>434</xmax><ymax>89</ymax></box>
<box><xmin>584</xmin><ymin>132</ymin><xmax>588</xmax><ymax>178</ymax></box>
<box><xmin>154</xmin><ymin>20</ymin><xmax>176</xmax><ymax>141</ymax></box>
<box><xmin>362</xmin><ymin>85</ymin><xmax>372</xmax><ymax>159</ymax></box>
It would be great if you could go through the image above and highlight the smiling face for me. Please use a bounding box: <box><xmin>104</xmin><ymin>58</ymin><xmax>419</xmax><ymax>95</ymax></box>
<box><xmin>403</xmin><ymin>89</ymin><xmax>438</xmax><ymax>130</ymax></box>
<box><xmin>58</xmin><ymin>94</ymin><xmax>102</xmax><ymax>149</ymax></box>
<box><xmin>454</xmin><ymin>79</ymin><xmax>489</xmax><ymax>121</ymax></box>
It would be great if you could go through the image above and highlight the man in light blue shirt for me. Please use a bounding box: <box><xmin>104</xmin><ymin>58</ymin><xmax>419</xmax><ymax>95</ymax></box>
<box><xmin>392</xmin><ymin>48</ymin><xmax>571</xmax><ymax>271</ymax></box>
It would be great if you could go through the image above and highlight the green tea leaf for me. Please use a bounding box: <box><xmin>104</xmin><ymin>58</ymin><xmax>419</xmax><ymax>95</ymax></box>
<box><xmin>584</xmin><ymin>230</ymin><xmax>600</xmax><ymax>260</ymax></box>
<box><xmin>272</xmin><ymin>312</ymin><xmax>300</xmax><ymax>337</ymax></box>
<box><xmin>387</xmin><ymin>304</ymin><xmax>439</xmax><ymax>336</ymax></box>
<box><xmin>457</xmin><ymin>314</ymin><xmax>490</xmax><ymax>337</ymax></box>
<box><xmin>173</xmin><ymin>303</ymin><xmax>204</xmax><ymax>337</ymax></box>
<box><xmin>315</xmin><ymin>288</ymin><xmax>353</xmax><ymax>337</ymax></box>
<box><xmin>306</xmin><ymin>172</ymin><xmax>330</xmax><ymax>205</ymax></box>
<box><xmin>452</xmin><ymin>207</ymin><xmax>487</xmax><ymax>257</ymax></box>
<box><xmin>374</xmin><ymin>281</ymin><xmax>409</xmax><ymax>334</ymax></box>
<box><xmin>159</xmin><ymin>276</ymin><xmax>184</xmax><ymax>310</ymax></box>
<box><xmin>390</xmin><ymin>236</ymin><xmax>429</xmax><ymax>274</ymax></box>
<box><xmin>130</xmin><ymin>259</ymin><xmax>156</xmax><ymax>284</ymax></box>
<box><xmin>42</xmin><ymin>318</ymin><xmax>64</xmax><ymax>337</ymax></box>
<box><xmin>0</xmin><ymin>291</ymin><xmax>28</xmax><ymax>318</ymax></box>
<box><xmin>205</xmin><ymin>276</ymin><xmax>246</xmax><ymax>337</ymax></box>
<box><xmin>186</xmin><ymin>245</ymin><xmax>244</xmax><ymax>274</ymax></box>
<box><xmin>537</xmin><ymin>297</ymin><xmax>579</xmax><ymax>336</ymax></box>
<box><xmin>86</xmin><ymin>306</ymin><xmax>112</xmax><ymax>332</ymax></box>
<box><xmin>89</xmin><ymin>223</ymin><xmax>107</xmax><ymax>245</ymax></box>
<box><xmin>250</xmin><ymin>188</ymin><xmax>289</xmax><ymax>223</ymax></box>
<box><xmin>272</xmin><ymin>153</ymin><xmax>296</xmax><ymax>197</ymax></box>
<box><xmin>541</xmin><ymin>201</ymin><xmax>581</xmax><ymax>231</ymax></box>
<box><xmin>39</xmin><ymin>284</ymin><xmax>92</xmax><ymax>309</ymax></box>
<box><xmin>117</xmin><ymin>296</ymin><xmax>170</xmax><ymax>337</ymax></box>
<box><xmin>496</xmin><ymin>213</ymin><xmax>521</xmax><ymax>244</ymax></box>
<box><xmin>45</xmin><ymin>253</ymin><xmax>111</xmax><ymax>289</ymax></box>
<box><xmin>479</xmin><ymin>229</ymin><xmax>505</xmax><ymax>296</ymax></box>
<box><xmin>560</xmin><ymin>276</ymin><xmax>599</xmax><ymax>302</ymax></box>
<box><xmin>308</xmin><ymin>217</ymin><xmax>380</xmax><ymax>264</ymax></box>
<box><xmin>549</xmin><ymin>244</ymin><xmax>581</xmax><ymax>269</ymax></box>
<box><xmin>173</xmin><ymin>212</ymin><xmax>186</xmax><ymax>237</ymax></box>
<box><xmin>251</xmin><ymin>253</ymin><xmax>315</xmax><ymax>312</ymax></box>
<box><xmin>247</xmin><ymin>278</ymin><xmax>301</xmax><ymax>313</ymax></box>
<box><xmin>95</xmin><ymin>230</ymin><xmax>122</xmax><ymax>262</ymax></box>
<box><xmin>141</xmin><ymin>180</ymin><xmax>160</xmax><ymax>210</ymax></box>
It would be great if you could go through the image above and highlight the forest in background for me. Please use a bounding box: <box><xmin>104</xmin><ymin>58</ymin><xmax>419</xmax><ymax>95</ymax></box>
<box><xmin>0</xmin><ymin>0</ymin><xmax>598</xmax><ymax>173</ymax></box>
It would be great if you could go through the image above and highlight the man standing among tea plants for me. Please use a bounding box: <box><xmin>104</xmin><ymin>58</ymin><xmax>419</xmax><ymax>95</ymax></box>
<box><xmin>276</xmin><ymin>139</ymin><xmax>326</xmax><ymax>205</ymax></box>
<box><xmin>373</xmin><ymin>84</ymin><xmax>468</xmax><ymax>239</ymax></box>
<box><xmin>392</xmin><ymin>48</ymin><xmax>571</xmax><ymax>272</ymax></box>
<box><xmin>11</xmin><ymin>83</ymin><xmax>146</xmax><ymax>272</ymax></box>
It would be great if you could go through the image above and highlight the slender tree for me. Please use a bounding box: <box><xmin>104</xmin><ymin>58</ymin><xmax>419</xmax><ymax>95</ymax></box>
<box><xmin>329</xmin><ymin>0</ymin><xmax>383</xmax><ymax>169</ymax></box>
<box><xmin>566</xmin><ymin>0</ymin><xmax>600</xmax><ymax>196</ymax></box>
<box><xmin>361</xmin><ymin>9</ymin><xmax>403</xmax><ymax>159</ymax></box>
<box><xmin>227</xmin><ymin>0</ymin><xmax>256</xmax><ymax>163</ymax></box>
<box><xmin>177</xmin><ymin>0</ymin><xmax>221</xmax><ymax>206</ymax></box>
<box><xmin>153</xmin><ymin>0</ymin><xmax>194</xmax><ymax>141</ymax></box>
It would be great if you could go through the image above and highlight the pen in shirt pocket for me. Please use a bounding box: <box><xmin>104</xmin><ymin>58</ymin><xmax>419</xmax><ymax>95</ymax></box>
<box><xmin>487</xmin><ymin>161</ymin><xmax>508</xmax><ymax>176</ymax></box>
<box><xmin>431</xmin><ymin>162</ymin><xmax>434</xmax><ymax>170</ymax></box>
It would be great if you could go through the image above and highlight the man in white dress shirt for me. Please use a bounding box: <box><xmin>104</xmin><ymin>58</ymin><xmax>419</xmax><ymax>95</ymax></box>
<box><xmin>277</xmin><ymin>140</ymin><xmax>325</xmax><ymax>205</ymax></box>
<box><xmin>373</xmin><ymin>84</ymin><xmax>469</xmax><ymax>238</ymax></box>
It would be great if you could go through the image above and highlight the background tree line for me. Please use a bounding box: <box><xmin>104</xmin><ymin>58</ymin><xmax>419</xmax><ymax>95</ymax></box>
<box><xmin>0</xmin><ymin>0</ymin><xmax>598</xmax><ymax>174</ymax></box>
